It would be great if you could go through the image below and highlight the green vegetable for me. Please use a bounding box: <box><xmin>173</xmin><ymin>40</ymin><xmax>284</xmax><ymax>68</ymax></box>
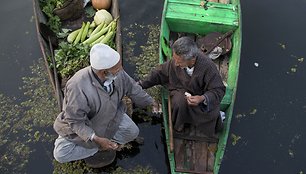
<box><xmin>94</xmin><ymin>9</ymin><xmax>113</xmax><ymax>25</ymax></box>
<box><xmin>90</xmin><ymin>22</ymin><xmax>104</xmax><ymax>37</ymax></box>
<box><xmin>90</xmin><ymin>35</ymin><xmax>105</xmax><ymax>46</ymax></box>
<box><xmin>67</xmin><ymin>29</ymin><xmax>81</xmax><ymax>43</ymax></box>
<box><xmin>87</xmin><ymin>28</ymin><xmax>93</xmax><ymax>37</ymax></box>
<box><xmin>89</xmin><ymin>21</ymin><xmax>96</xmax><ymax>28</ymax></box>
<box><xmin>100</xmin><ymin>31</ymin><xmax>114</xmax><ymax>44</ymax></box>
<box><xmin>55</xmin><ymin>42</ymin><xmax>90</xmax><ymax>78</ymax></box>
<box><xmin>73</xmin><ymin>22</ymin><xmax>85</xmax><ymax>45</ymax></box>
<box><xmin>40</xmin><ymin>0</ymin><xmax>62</xmax><ymax>33</ymax></box>
<box><xmin>81</xmin><ymin>22</ymin><xmax>90</xmax><ymax>42</ymax></box>
<box><xmin>83</xmin><ymin>24</ymin><xmax>110</xmax><ymax>45</ymax></box>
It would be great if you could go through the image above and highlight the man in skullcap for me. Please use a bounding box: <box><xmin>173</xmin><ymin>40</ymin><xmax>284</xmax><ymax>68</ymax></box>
<box><xmin>53</xmin><ymin>43</ymin><xmax>154</xmax><ymax>168</ymax></box>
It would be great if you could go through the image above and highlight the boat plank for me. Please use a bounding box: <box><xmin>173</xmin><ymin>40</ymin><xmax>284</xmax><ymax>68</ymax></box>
<box><xmin>194</xmin><ymin>141</ymin><xmax>208</xmax><ymax>172</ymax></box>
<box><xmin>174</xmin><ymin>138</ymin><xmax>186</xmax><ymax>170</ymax></box>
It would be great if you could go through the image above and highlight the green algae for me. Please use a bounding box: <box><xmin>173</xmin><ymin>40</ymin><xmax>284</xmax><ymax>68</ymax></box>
<box><xmin>1</xmin><ymin>23</ymin><xmax>161</xmax><ymax>173</ymax></box>
<box><xmin>0</xmin><ymin>58</ymin><xmax>58</xmax><ymax>173</ymax></box>
<box><xmin>124</xmin><ymin>24</ymin><xmax>161</xmax><ymax>102</ymax></box>
<box><xmin>231</xmin><ymin>133</ymin><xmax>241</xmax><ymax>146</ymax></box>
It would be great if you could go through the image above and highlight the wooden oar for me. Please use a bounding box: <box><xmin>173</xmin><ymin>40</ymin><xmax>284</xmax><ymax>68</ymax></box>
<box><xmin>168</xmin><ymin>96</ymin><xmax>174</xmax><ymax>152</ymax></box>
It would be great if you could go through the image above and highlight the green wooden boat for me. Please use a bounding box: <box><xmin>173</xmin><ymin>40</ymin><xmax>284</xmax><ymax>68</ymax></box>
<box><xmin>159</xmin><ymin>0</ymin><xmax>241</xmax><ymax>173</ymax></box>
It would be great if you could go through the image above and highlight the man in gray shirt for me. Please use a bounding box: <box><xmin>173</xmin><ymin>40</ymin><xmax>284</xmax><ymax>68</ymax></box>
<box><xmin>53</xmin><ymin>43</ymin><xmax>154</xmax><ymax>168</ymax></box>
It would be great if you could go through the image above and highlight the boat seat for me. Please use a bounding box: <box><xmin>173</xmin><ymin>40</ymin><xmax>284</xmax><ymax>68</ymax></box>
<box><xmin>165</xmin><ymin>0</ymin><xmax>239</xmax><ymax>35</ymax></box>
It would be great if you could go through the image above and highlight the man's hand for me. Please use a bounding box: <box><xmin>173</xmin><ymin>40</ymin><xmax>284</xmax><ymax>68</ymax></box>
<box><xmin>152</xmin><ymin>100</ymin><xmax>162</xmax><ymax>114</ymax></box>
<box><xmin>186</xmin><ymin>95</ymin><xmax>205</xmax><ymax>106</ymax></box>
<box><xmin>93</xmin><ymin>135</ymin><xmax>118</xmax><ymax>150</ymax></box>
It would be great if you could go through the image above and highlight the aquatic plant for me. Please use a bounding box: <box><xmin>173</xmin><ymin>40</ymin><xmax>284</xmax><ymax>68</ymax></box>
<box><xmin>0</xmin><ymin>59</ymin><xmax>58</xmax><ymax>173</ymax></box>
<box><xmin>124</xmin><ymin>24</ymin><xmax>162</xmax><ymax>102</ymax></box>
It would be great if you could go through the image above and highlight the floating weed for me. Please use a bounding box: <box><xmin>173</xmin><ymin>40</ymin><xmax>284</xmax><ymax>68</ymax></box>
<box><xmin>290</xmin><ymin>134</ymin><xmax>301</xmax><ymax>145</ymax></box>
<box><xmin>235</xmin><ymin>113</ymin><xmax>246</xmax><ymax>119</ymax></box>
<box><xmin>53</xmin><ymin>160</ymin><xmax>93</xmax><ymax>174</ymax></box>
<box><xmin>287</xmin><ymin>55</ymin><xmax>304</xmax><ymax>74</ymax></box>
<box><xmin>231</xmin><ymin>133</ymin><xmax>241</xmax><ymax>146</ymax></box>
<box><xmin>124</xmin><ymin>24</ymin><xmax>161</xmax><ymax>102</ymax></box>
<box><xmin>297</xmin><ymin>57</ymin><xmax>304</xmax><ymax>62</ymax></box>
<box><xmin>277</xmin><ymin>42</ymin><xmax>286</xmax><ymax>49</ymax></box>
<box><xmin>0</xmin><ymin>58</ymin><xmax>58</xmax><ymax>173</ymax></box>
<box><xmin>288</xmin><ymin>149</ymin><xmax>294</xmax><ymax>158</ymax></box>
<box><xmin>249</xmin><ymin>108</ymin><xmax>257</xmax><ymax>115</ymax></box>
<box><xmin>112</xmin><ymin>166</ymin><xmax>153</xmax><ymax>174</ymax></box>
<box><xmin>290</xmin><ymin>67</ymin><xmax>297</xmax><ymax>73</ymax></box>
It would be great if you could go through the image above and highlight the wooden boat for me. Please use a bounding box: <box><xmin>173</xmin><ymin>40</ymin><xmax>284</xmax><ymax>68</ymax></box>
<box><xmin>32</xmin><ymin>0</ymin><xmax>122</xmax><ymax>110</ymax></box>
<box><xmin>32</xmin><ymin>0</ymin><xmax>122</xmax><ymax>167</ymax></box>
<box><xmin>159</xmin><ymin>0</ymin><xmax>241</xmax><ymax>173</ymax></box>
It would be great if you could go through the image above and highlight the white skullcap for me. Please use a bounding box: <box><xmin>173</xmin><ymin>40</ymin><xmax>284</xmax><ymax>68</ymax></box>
<box><xmin>90</xmin><ymin>43</ymin><xmax>120</xmax><ymax>70</ymax></box>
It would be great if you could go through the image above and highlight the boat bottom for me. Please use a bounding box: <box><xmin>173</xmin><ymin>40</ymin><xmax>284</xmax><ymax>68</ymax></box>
<box><xmin>173</xmin><ymin>125</ymin><xmax>218</xmax><ymax>174</ymax></box>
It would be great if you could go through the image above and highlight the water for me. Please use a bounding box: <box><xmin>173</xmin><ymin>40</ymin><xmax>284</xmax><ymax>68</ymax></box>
<box><xmin>220</xmin><ymin>0</ymin><xmax>306</xmax><ymax>173</ymax></box>
<box><xmin>0</xmin><ymin>0</ymin><xmax>42</xmax><ymax>99</ymax></box>
<box><xmin>1</xmin><ymin>0</ymin><xmax>306</xmax><ymax>173</ymax></box>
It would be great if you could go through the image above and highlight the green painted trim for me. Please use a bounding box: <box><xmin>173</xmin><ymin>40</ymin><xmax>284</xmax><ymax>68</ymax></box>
<box><xmin>214</xmin><ymin>0</ymin><xmax>242</xmax><ymax>173</ymax></box>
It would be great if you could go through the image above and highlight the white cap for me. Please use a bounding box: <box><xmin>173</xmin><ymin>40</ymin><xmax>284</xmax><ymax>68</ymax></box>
<box><xmin>90</xmin><ymin>43</ymin><xmax>120</xmax><ymax>70</ymax></box>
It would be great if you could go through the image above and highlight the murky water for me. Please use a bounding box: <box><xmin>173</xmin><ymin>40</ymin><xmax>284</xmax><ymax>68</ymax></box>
<box><xmin>220</xmin><ymin>0</ymin><xmax>306</xmax><ymax>173</ymax></box>
<box><xmin>1</xmin><ymin>0</ymin><xmax>305</xmax><ymax>173</ymax></box>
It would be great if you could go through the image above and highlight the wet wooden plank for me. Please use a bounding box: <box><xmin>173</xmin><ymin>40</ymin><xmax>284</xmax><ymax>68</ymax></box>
<box><xmin>174</xmin><ymin>138</ymin><xmax>186</xmax><ymax>170</ymax></box>
<box><xmin>207</xmin><ymin>143</ymin><xmax>217</xmax><ymax>172</ymax></box>
<box><xmin>174</xmin><ymin>125</ymin><xmax>218</xmax><ymax>173</ymax></box>
<box><xmin>194</xmin><ymin>141</ymin><xmax>208</xmax><ymax>172</ymax></box>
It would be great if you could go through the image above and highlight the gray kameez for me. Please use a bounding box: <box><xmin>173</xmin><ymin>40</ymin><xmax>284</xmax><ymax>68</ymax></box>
<box><xmin>53</xmin><ymin>66</ymin><xmax>153</xmax><ymax>149</ymax></box>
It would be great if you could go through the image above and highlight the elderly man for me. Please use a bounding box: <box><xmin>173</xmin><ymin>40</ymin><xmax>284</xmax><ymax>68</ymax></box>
<box><xmin>139</xmin><ymin>37</ymin><xmax>225</xmax><ymax>138</ymax></box>
<box><xmin>53</xmin><ymin>43</ymin><xmax>154</xmax><ymax>167</ymax></box>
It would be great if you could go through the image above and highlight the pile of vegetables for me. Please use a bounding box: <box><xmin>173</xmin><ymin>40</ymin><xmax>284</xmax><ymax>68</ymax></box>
<box><xmin>67</xmin><ymin>10</ymin><xmax>118</xmax><ymax>47</ymax></box>
<box><xmin>52</xmin><ymin>8</ymin><xmax>118</xmax><ymax>79</ymax></box>
<box><xmin>39</xmin><ymin>0</ymin><xmax>64</xmax><ymax>33</ymax></box>
<box><xmin>54</xmin><ymin>42</ymin><xmax>90</xmax><ymax>78</ymax></box>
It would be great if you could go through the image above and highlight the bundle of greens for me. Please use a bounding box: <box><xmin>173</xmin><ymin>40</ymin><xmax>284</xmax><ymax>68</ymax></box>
<box><xmin>54</xmin><ymin>42</ymin><xmax>90</xmax><ymax>78</ymax></box>
<box><xmin>39</xmin><ymin>0</ymin><xmax>65</xmax><ymax>33</ymax></box>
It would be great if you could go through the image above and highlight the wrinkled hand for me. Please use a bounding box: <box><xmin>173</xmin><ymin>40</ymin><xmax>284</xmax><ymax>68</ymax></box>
<box><xmin>186</xmin><ymin>95</ymin><xmax>205</xmax><ymax>106</ymax></box>
<box><xmin>93</xmin><ymin>135</ymin><xmax>118</xmax><ymax>150</ymax></box>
